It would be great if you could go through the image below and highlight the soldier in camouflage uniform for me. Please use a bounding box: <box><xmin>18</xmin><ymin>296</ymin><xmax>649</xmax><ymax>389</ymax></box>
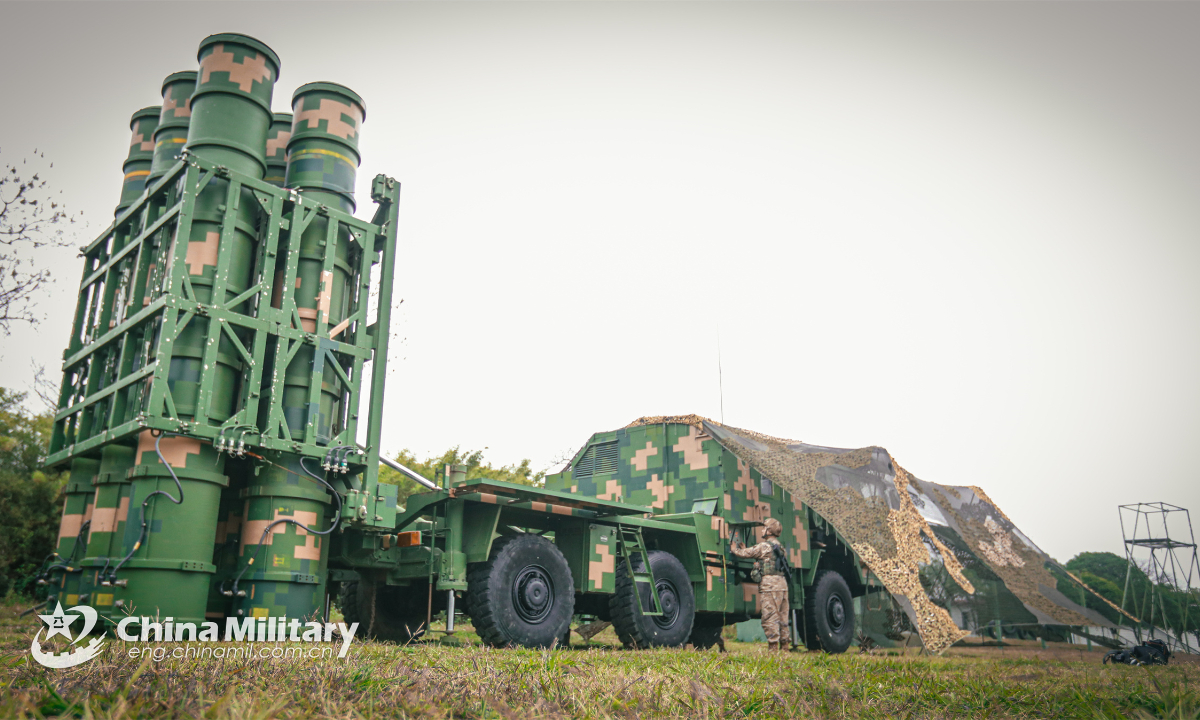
<box><xmin>731</xmin><ymin>517</ymin><xmax>792</xmax><ymax>650</ymax></box>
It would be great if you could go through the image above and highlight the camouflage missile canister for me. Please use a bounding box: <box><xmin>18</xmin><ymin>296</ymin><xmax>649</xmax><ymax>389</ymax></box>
<box><xmin>114</xmin><ymin>431</ymin><xmax>230</xmax><ymax>624</ymax></box>
<box><xmin>101</xmin><ymin>33</ymin><xmax>280</xmax><ymax>626</ymax></box>
<box><xmin>77</xmin><ymin>444</ymin><xmax>135</xmax><ymax>612</ymax></box>
<box><xmin>234</xmin><ymin>83</ymin><xmax>364</xmax><ymax>619</ymax></box>
<box><xmin>235</xmin><ymin>451</ymin><xmax>331</xmax><ymax>618</ymax></box>
<box><xmin>51</xmin><ymin>458</ymin><xmax>98</xmax><ymax>606</ymax></box>
<box><xmin>169</xmin><ymin>33</ymin><xmax>280</xmax><ymax>422</ymax></box>
<box><xmin>285</xmin><ymin>82</ymin><xmax>364</xmax><ymax>211</ymax></box>
<box><xmin>148</xmin><ymin>71</ymin><xmax>197</xmax><ymax>182</ymax></box>
<box><xmin>187</xmin><ymin>34</ymin><xmax>279</xmax><ymax>176</ymax></box>
<box><xmin>115</xmin><ymin>107</ymin><xmax>160</xmax><ymax>216</ymax></box>
<box><xmin>264</xmin><ymin>112</ymin><xmax>292</xmax><ymax>187</ymax></box>
<box><xmin>48</xmin><ymin>31</ymin><xmax>401</xmax><ymax>633</ymax></box>
<box><xmin>278</xmin><ymin>82</ymin><xmax>365</xmax><ymax>442</ymax></box>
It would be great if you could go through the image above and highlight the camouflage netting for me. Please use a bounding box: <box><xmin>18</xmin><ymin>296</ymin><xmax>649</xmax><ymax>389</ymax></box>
<box><xmin>645</xmin><ymin>417</ymin><xmax>1117</xmax><ymax>654</ymax></box>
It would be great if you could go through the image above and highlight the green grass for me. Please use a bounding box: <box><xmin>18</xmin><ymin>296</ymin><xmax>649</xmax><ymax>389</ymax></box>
<box><xmin>3</xmin><ymin>598</ymin><xmax>1198</xmax><ymax>719</ymax></box>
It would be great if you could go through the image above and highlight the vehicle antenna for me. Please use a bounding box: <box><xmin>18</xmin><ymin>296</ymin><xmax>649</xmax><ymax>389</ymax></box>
<box><xmin>717</xmin><ymin>323</ymin><xmax>725</xmax><ymax>424</ymax></box>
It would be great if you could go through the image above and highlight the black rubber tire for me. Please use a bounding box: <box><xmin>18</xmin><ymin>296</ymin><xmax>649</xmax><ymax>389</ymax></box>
<box><xmin>689</xmin><ymin>618</ymin><xmax>725</xmax><ymax>650</ymax></box>
<box><xmin>804</xmin><ymin>570</ymin><xmax>854</xmax><ymax>653</ymax></box>
<box><xmin>342</xmin><ymin>578</ymin><xmax>427</xmax><ymax>643</ymax></box>
<box><xmin>337</xmin><ymin>581</ymin><xmax>361</xmax><ymax>625</ymax></box>
<box><xmin>610</xmin><ymin>550</ymin><xmax>695</xmax><ymax>649</ymax></box>
<box><xmin>466</xmin><ymin>533</ymin><xmax>575</xmax><ymax>648</ymax></box>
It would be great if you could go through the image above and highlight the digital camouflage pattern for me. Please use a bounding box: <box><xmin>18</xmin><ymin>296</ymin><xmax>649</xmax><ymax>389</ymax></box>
<box><xmin>264</xmin><ymin>112</ymin><xmax>292</xmax><ymax>187</ymax></box>
<box><xmin>149</xmin><ymin>71</ymin><xmax>196</xmax><ymax>182</ymax></box>
<box><xmin>188</xmin><ymin>33</ymin><xmax>280</xmax><ymax>178</ymax></box>
<box><xmin>547</xmin><ymin>415</ymin><xmax>1121</xmax><ymax>654</ymax></box>
<box><xmin>286</xmin><ymin>82</ymin><xmax>365</xmax><ymax>212</ymax></box>
<box><xmin>731</xmin><ymin>531</ymin><xmax>791</xmax><ymax>648</ymax></box>
<box><xmin>116</xmin><ymin>107</ymin><xmax>160</xmax><ymax>215</ymax></box>
<box><xmin>277</xmin><ymin>82</ymin><xmax>365</xmax><ymax>443</ymax></box>
<box><xmin>544</xmin><ymin>416</ymin><xmax>877</xmax><ymax>623</ymax></box>
<box><xmin>46</xmin><ymin>32</ymin><xmax>402</xmax><ymax>635</ymax></box>
<box><xmin>760</xmin><ymin>589</ymin><xmax>790</xmax><ymax>647</ymax></box>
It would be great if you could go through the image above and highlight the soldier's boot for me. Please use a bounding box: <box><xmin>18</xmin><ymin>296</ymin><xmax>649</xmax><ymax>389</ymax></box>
<box><xmin>767</xmin><ymin>641</ymin><xmax>779</xmax><ymax>651</ymax></box>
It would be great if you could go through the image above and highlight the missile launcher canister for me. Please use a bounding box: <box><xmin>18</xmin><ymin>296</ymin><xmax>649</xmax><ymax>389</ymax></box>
<box><xmin>148</xmin><ymin>71</ymin><xmax>197</xmax><ymax>183</ymax></box>
<box><xmin>115</xmin><ymin>106</ymin><xmax>160</xmax><ymax>216</ymax></box>
<box><xmin>45</xmin><ymin>31</ymin><xmax>401</xmax><ymax>633</ymax></box>
<box><xmin>263</xmin><ymin>112</ymin><xmax>292</xmax><ymax>187</ymax></box>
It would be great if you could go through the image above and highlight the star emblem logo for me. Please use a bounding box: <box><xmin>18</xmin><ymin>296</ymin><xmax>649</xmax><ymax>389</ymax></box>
<box><xmin>37</xmin><ymin>602</ymin><xmax>80</xmax><ymax>642</ymax></box>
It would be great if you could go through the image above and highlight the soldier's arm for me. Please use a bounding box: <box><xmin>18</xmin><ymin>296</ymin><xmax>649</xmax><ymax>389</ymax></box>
<box><xmin>729</xmin><ymin>541</ymin><xmax>768</xmax><ymax>559</ymax></box>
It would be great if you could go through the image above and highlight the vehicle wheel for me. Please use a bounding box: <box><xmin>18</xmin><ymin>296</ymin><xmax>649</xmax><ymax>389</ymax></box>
<box><xmin>689</xmin><ymin>618</ymin><xmax>725</xmax><ymax>650</ymax></box>
<box><xmin>337</xmin><ymin>581</ymin><xmax>361</xmax><ymax>625</ymax></box>
<box><xmin>466</xmin><ymin>533</ymin><xmax>575</xmax><ymax>648</ymax></box>
<box><xmin>804</xmin><ymin>570</ymin><xmax>854</xmax><ymax>653</ymax></box>
<box><xmin>343</xmin><ymin>577</ymin><xmax>427</xmax><ymax>643</ymax></box>
<box><xmin>610</xmin><ymin>550</ymin><xmax>695</xmax><ymax>648</ymax></box>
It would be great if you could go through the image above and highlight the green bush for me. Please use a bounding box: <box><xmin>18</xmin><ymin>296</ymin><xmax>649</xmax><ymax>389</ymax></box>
<box><xmin>0</xmin><ymin>388</ymin><xmax>66</xmax><ymax>599</ymax></box>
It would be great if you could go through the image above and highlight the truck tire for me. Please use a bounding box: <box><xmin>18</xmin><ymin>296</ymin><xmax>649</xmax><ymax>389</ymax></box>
<box><xmin>337</xmin><ymin>581</ymin><xmax>361</xmax><ymax>625</ymax></box>
<box><xmin>341</xmin><ymin>578</ymin><xmax>427</xmax><ymax>643</ymax></box>
<box><xmin>466</xmin><ymin>533</ymin><xmax>575</xmax><ymax>649</ymax></box>
<box><xmin>804</xmin><ymin>570</ymin><xmax>854</xmax><ymax>653</ymax></box>
<box><xmin>610</xmin><ymin>550</ymin><xmax>695</xmax><ymax>649</ymax></box>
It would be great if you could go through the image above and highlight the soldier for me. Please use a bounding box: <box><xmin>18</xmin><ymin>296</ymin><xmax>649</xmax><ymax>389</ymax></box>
<box><xmin>731</xmin><ymin>517</ymin><xmax>792</xmax><ymax>650</ymax></box>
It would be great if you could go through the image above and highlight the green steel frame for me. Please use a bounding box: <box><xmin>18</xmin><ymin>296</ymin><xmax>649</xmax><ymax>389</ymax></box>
<box><xmin>48</xmin><ymin>153</ymin><xmax>399</xmax><ymax>512</ymax></box>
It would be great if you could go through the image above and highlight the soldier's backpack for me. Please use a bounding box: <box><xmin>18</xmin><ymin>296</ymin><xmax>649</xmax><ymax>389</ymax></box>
<box><xmin>1103</xmin><ymin>639</ymin><xmax>1171</xmax><ymax>666</ymax></box>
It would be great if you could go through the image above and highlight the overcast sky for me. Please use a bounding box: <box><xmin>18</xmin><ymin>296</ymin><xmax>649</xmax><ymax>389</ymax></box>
<box><xmin>1</xmin><ymin>1</ymin><xmax>1197</xmax><ymax>565</ymax></box>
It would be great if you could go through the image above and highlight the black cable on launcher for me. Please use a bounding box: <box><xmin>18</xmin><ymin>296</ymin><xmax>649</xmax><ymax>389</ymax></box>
<box><xmin>228</xmin><ymin>455</ymin><xmax>342</xmax><ymax>599</ymax></box>
<box><xmin>108</xmin><ymin>430</ymin><xmax>186</xmax><ymax>581</ymax></box>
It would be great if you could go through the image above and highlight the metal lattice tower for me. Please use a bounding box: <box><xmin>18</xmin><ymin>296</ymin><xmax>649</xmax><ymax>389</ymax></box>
<box><xmin>1118</xmin><ymin>503</ymin><xmax>1200</xmax><ymax>653</ymax></box>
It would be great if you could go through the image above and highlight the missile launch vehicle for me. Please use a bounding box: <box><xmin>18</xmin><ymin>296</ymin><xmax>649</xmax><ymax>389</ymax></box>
<box><xmin>42</xmin><ymin>32</ymin><xmax>878</xmax><ymax>654</ymax></box>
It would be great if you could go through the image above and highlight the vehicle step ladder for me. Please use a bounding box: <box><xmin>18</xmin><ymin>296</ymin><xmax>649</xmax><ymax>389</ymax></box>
<box><xmin>617</xmin><ymin>524</ymin><xmax>663</xmax><ymax>616</ymax></box>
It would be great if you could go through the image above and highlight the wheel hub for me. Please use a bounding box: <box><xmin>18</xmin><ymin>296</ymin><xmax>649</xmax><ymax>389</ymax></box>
<box><xmin>513</xmin><ymin>565</ymin><xmax>555</xmax><ymax>623</ymax></box>
<box><xmin>652</xmin><ymin>580</ymin><xmax>680</xmax><ymax>630</ymax></box>
<box><xmin>827</xmin><ymin>594</ymin><xmax>845</xmax><ymax>631</ymax></box>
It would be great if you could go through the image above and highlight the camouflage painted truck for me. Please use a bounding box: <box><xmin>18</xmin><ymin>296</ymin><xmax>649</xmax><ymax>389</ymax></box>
<box><xmin>39</xmin><ymin>31</ymin><xmax>879</xmax><ymax>654</ymax></box>
<box><xmin>337</xmin><ymin>417</ymin><xmax>883</xmax><ymax>653</ymax></box>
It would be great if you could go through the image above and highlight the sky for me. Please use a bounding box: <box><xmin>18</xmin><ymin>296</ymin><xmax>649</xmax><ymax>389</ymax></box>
<box><xmin>0</xmin><ymin>1</ymin><xmax>1197</xmax><ymax>566</ymax></box>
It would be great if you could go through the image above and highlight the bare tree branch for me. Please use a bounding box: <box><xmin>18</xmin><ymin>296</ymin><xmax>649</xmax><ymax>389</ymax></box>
<box><xmin>30</xmin><ymin>359</ymin><xmax>60</xmax><ymax>413</ymax></box>
<box><xmin>0</xmin><ymin>147</ymin><xmax>82</xmax><ymax>334</ymax></box>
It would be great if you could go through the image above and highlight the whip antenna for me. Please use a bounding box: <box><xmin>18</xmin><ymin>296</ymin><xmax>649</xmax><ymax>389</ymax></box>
<box><xmin>717</xmin><ymin>324</ymin><xmax>725</xmax><ymax>424</ymax></box>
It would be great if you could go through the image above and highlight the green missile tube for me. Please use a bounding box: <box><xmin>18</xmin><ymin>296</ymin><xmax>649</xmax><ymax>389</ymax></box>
<box><xmin>237</xmin><ymin>83</ymin><xmax>365</xmax><ymax>619</ymax></box>
<box><xmin>78</xmin><ymin>444</ymin><xmax>134</xmax><ymax>619</ymax></box>
<box><xmin>115</xmin><ymin>107</ymin><xmax>160</xmax><ymax>216</ymax></box>
<box><xmin>264</xmin><ymin>112</ymin><xmax>292</xmax><ymax>187</ymax></box>
<box><xmin>98</xmin><ymin>33</ymin><xmax>279</xmax><ymax>628</ymax></box>
<box><xmin>107</xmin><ymin>431</ymin><xmax>229</xmax><ymax>625</ymax></box>
<box><xmin>234</xmin><ymin>452</ymin><xmax>331</xmax><ymax>619</ymax></box>
<box><xmin>169</xmin><ymin>33</ymin><xmax>280</xmax><ymax>424</ymax></box>
<box><xmin>279</xmin><ymin>82</ymin><xmax>365</xmax><ymax>442</ymax></box>
<box><xmin>50</xmin><ymin>457</ymin><xmax>98</xmax><ymax>606</ymax></box>
<box><xmin>187</xmin><ymin>33</ymin><xmax>279</xmax><ymax>176</ymax></box>
<box><xmin>148</xmin><ymin>71</ymin><xmax>197</xmax><ymax>182</ymax></box>
<box><xmin>285</xmin><ymin>82</ymin><xmax>364</xmax><ymax>211</ymax></box>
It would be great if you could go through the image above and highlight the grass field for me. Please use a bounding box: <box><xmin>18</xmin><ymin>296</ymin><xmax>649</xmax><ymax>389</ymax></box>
<box><xmin>3</xmin><ymin>599</ymin><xmax>1199</xmax><ymax>719</ymax></box>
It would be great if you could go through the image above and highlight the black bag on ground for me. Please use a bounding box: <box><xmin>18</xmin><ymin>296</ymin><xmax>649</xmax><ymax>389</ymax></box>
<box><xmin>1103</xmin><ymin>639</ymin><xmax>1171</xmax><ymax>666</ymax></box>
